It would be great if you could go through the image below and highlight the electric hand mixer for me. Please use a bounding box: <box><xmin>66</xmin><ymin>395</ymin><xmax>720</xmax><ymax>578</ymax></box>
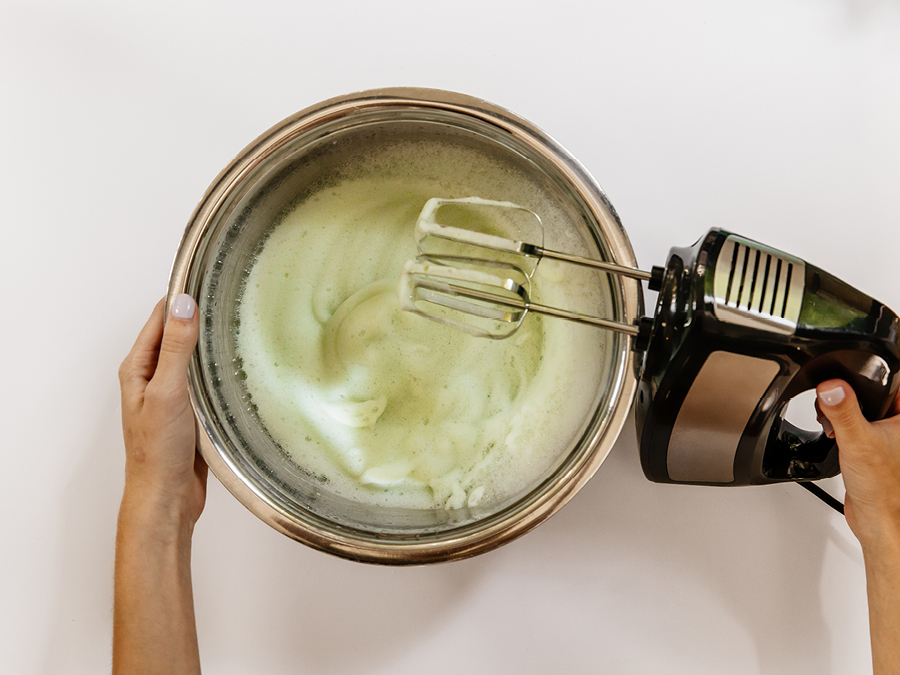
<box><xmin>400</xmin><ymin>197</ymin><xmax>900</xmax><ymax>510</ymax></box>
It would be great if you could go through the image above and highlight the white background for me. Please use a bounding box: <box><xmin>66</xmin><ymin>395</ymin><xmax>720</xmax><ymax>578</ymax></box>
<box><xmin>3</xmin><ymin>0</ymin><xmax>899</xmax><ymax>673</ymax></box>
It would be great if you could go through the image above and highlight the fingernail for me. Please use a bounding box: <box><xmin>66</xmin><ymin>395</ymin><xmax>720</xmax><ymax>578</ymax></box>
<box><xmin>820</xmin><ymin>416</ymin><xmax>834</xmax><ymax>438</ymax></box>
<box><xmin>818</xmin><ymin>384</ymin><xmax>845</xmax><ymax>407</ymax></box>
<box><xmin>171</xmin><ymin>293</ymin><xmax>196</xmax><ymax>320</ymax></box>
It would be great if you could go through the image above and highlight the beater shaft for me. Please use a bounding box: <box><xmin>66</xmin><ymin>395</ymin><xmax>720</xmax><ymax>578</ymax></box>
<box><xmin>412</xmin><ymin>274</ymin><xmax>640</xmax><ymax>336</ymax></box>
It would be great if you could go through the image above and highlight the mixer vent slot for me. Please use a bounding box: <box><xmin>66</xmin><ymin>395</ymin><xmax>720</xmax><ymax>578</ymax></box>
<box><xmin>713</xmin><ymin>235</ymin><xmax>805</xmax><ymax>335</ymax></box>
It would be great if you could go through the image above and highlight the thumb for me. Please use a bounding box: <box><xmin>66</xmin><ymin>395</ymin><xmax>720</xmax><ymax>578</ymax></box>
<box><xmin>816</xmin><ymin>379</ymin><xmax>869</xmax><ymax>441</ymax></box>
<box><xmin>154</xmin><ymin>293</ymin><xmax>200</xmax><ymax>391</ymax></box>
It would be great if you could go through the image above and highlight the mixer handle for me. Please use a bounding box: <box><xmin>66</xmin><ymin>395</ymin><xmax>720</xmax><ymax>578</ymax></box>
<box><xmin>759</xmin><ymin>284</ymin><xmax>900</xmax><ymax>490</ymax></box>
<box><xmin>761</xmin><ymin>350</ymin><xmax>898</xmax><ymax>513</ymax></box>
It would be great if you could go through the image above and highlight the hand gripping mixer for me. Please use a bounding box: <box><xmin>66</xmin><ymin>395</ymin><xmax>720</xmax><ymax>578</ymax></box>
<box><xmin>400</xmin><ymin>198</ymin><xmax>900</xmax><ymax>509</ymax></box>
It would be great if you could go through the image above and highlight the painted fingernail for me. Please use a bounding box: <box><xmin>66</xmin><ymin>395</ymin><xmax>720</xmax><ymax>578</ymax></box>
<box><xmin>171</xmin><ymin>293</ymin><xmax>196</xmax><ymax>320</ymax></box>
<box><xmin>818</xmin><ymin>385</ymin><xmax>845</xmax><ymax>407</ymax></box>
<box><xmin>820</xmin><ymin>417</ymin><xmax>834</xmax><ymax>438</ymax></box>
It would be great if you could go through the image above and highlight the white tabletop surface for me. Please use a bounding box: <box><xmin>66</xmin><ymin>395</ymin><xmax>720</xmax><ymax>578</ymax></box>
<box><xmin>3</xmin><ymin>1</ymin><xmax>899</xmax><ymax>673</ymax></box>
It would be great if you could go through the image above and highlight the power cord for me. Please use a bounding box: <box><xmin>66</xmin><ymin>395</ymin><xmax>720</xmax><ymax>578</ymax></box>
<box><xmin>798</xmin><ymin>481</ymin><xmax>844</xmax><ymax>515</ymax></box>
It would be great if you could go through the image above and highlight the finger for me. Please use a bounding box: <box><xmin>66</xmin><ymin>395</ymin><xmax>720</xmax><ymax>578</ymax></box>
<box><xmin>153</xmin><ymin>293</ymin><xmax>200</xmax><ymax>393</ymax></box>
<box><xmin>812</xmin><ymin>398</ymin><xmax>835</xmax><ymax>438</ymax></box>
<box><xmin>119</xmin><ymin>298</ymin><xmax>166</xmax><ymax>399</ymax></box>
<box><xmin>816</xmin><ymin>379</ymin><xmax>870</xmax><ymax>443</ymax></box>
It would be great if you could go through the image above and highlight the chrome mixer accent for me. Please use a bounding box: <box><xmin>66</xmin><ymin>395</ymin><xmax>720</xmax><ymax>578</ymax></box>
<box><xmin>713</xmin><ymin>234</ymin><xmax>806</xmax><ymax>335</ymax></box>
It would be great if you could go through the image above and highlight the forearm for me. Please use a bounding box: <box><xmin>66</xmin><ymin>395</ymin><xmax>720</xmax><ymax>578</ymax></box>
<box><xmin>113</xmin><ymin>487</ymin><xmax>201</xmax><ymax>675</ymax></box>
<box><xmin>861</xmin><ymin>530</ymin><xmax>900</xmax><ymax>675</ymax></box>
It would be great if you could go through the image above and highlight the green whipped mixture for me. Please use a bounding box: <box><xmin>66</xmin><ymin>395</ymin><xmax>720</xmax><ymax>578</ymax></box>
<box><xmin>236</xmin><ymin>142</ymin><xmax>606</xmax><ymax>510</ymax></box>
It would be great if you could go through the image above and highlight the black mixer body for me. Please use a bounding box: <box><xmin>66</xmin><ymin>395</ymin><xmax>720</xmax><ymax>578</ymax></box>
<box><xmin>635</xmin><ymin>229</ymin><xmax>900</xmax><ymax>486</ymax></box>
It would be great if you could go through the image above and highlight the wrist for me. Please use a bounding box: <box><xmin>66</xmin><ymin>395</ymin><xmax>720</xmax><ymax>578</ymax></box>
<box><xmin>857</xmin><ymin>521</ymin><xmax>900</xmax><ymax>569</ymax></box>
<box><xmin>118</xmin><ymin>480</ymin><xmax>197</xmax><ymax>545</ymax></box>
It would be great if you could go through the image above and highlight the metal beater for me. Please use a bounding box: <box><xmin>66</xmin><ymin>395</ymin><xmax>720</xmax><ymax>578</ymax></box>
<box><xmin>400</xmin><ymin>197</ymin><xmax>660</xmax><ymax>340</ymax></box>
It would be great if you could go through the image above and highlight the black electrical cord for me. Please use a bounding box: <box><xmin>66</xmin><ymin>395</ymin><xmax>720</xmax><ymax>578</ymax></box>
<box><xmin>798</xmin><ymin>481</ymin><xmax>844</xmax><ymax>515</ymax></box>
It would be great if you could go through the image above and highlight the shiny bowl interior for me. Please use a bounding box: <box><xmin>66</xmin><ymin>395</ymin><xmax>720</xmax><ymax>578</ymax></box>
<box><xmin>168</xmin><ymin>89</ymin><xmax>642</xmax><ymax>564</ymax></box>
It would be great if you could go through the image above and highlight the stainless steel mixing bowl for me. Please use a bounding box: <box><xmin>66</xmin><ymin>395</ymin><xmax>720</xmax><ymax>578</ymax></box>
<box><xmin>167</xmin><ymin>88</ymin><xmax>642</xmax><ymax>564</ymax></box>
